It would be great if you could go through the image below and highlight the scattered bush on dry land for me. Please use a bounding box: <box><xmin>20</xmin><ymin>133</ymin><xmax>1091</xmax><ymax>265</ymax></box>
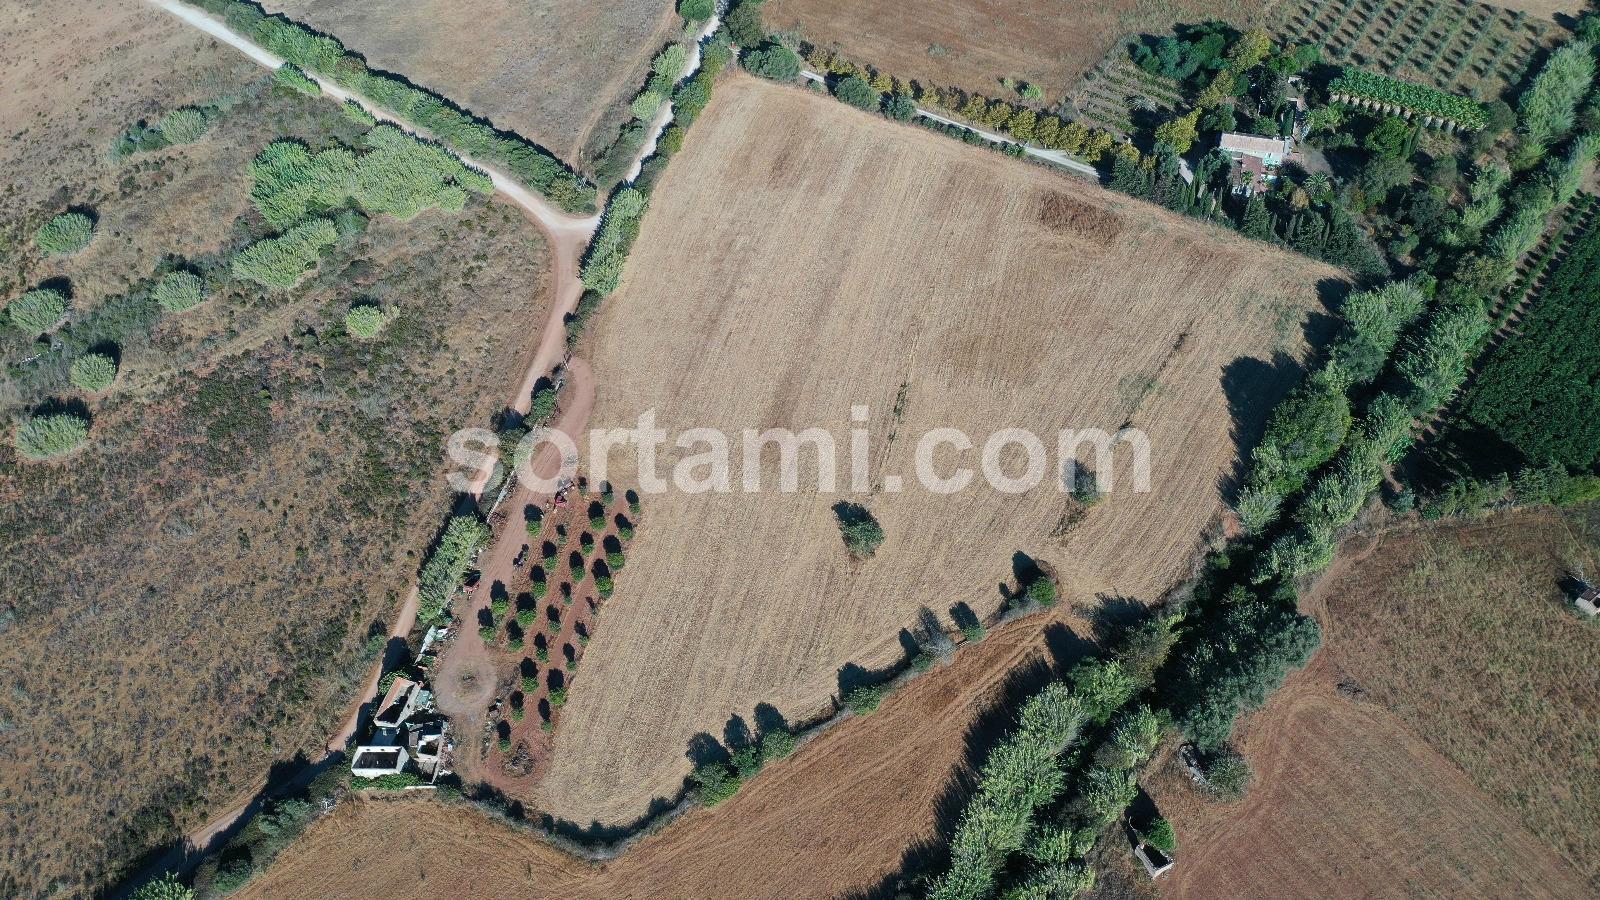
<box><xmin>69</xmin><ymin>353</ymin><xmax>118</xmax><ymax>392</ymax></box>
<box><xmin>14</xmin><ymin>412</ymin><xmax>90</xmax><ymax>460</ymax></box>
<box><xmin>157</xmin><ymin>106</ymin><xmax>211</xmax><ymax>144</ymax></box>
<box><xmin>152</xmin><ymin>271</ymin><xmax>207</xmax><ymax>313</ymax></box>
<box><xmin>273</xmin><ymin>61</ymin><xmax>321</xmax><ymax>96</ymax></box>
<box><xmin>417</xmin><ymin>514</ymin><xmax>490</xmax><ymax>625</ymax></box>
<box><xmin>35</xmin><ymin>212</ymin><xmax>95</xmax><ymax>256</ymax></box>
<box><xmin>185</xmin><ymin>0</ymin><xmax>595</xmax><ymax>212</ymax></box>
<box><xmin>231</xmin><ymin>218</ymin><xmax>338</xmax><ymax>288</ymax></box>
<box><xmin>344</xmin><ymin>303</ymin><xmax>393</xmax><ymax>339</ymax></box>
<box><xmin>6</xmin><ymin>287</ymin><xmax>68</xmax><ymax>334</ymax></box>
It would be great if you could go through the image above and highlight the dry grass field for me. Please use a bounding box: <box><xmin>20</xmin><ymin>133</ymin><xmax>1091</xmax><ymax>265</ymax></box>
<box><xmin>257</xmin><ymin>0</ymin><xmax>680</xmax><ymax>169</ymax></box>
<box><xmin>237</xmin><ymin>609</ymin><xmax>1090</xmax><ymax>900</ymax></box>
<box><xmin>1311</xmin><ymin>507</ymin><xmax>1600</xmax><ymax>886</ymax></box>
<box><xmin>763</xmin><ymin>0</ymin><xmax>1273</xmax><ymax>106</ymax></box>
<box><xmin>532</xmin><ymin>73</ymin><xmax>1346</xmax><ymax>827</ymax></box>
<box><xmin>0</xmin><ymin>2</ymin><xmax>552</xmax><ymax>893</ymax></box>
<box><xmin>1147</xmin><ymin>657</ymin><xmax>1592</xmax><ymax>899</ymax></box>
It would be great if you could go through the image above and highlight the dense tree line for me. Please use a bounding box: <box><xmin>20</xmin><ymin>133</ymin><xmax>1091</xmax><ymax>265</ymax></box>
<box><xmin>416</xmin><ymin>514</ymin><xmax>490</xmax><ymax>625</ymax></box>
<box><xmin>185</xmin><ymin>0</ymin><xmax>595</xmax><ymax>211</ymax></box>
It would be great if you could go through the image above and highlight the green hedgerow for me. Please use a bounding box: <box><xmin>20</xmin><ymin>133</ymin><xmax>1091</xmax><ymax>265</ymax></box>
<box><xmin>153</xmin><ymin>271</ymin><xmax>207</xmax><ymax>312</ymax></box>
<box><xmin>630</xmin><ymin>90</ymin><xmax>664</xmax><ymax>122</ymax></box>
<box><xmin>273</xmin><ymin>62</ymin><xmax>321</xmax><ymax>95</ymax></box>
<box><xmin>69</xmin><ymin>353</ymin><xmax>118</xmax><ymax>392</ymax></box>
<box><xmin>35</xmin><ymin>212</ymin><xmax>95</xmax><ymax>256</ymax></box>
<box><xmin>157</xmin><ymin>106</ymin><xmax>210</xmax><ymax>144</ymax></box>
<box><xmin>15</xmin><ymin>412</ymin><xmax>89</xmax><ymax>460</ymax></box>
<box><xmin>344</xmin><ymin>303</ymin><xmax>392</xmax><ymax>339</ymax></box>
<box><xmin>342</xmin><ymin>99</ymin><xmax>377</xmax><ymax>126</ymax></box>
<box><xmin>6</xmin><ymin>288</ymin><xmax>67</xmax><ymax>333</ymax></box>
<box><xmin>845</xmin><ymin>683</ymin><xmax>889</xmax><ymax>715</ymax></box>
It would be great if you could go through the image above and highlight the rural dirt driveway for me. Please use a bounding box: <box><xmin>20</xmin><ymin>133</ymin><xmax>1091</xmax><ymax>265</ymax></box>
<box><xmin>140</xmin><ymin>0</ymin><xmax>603</xmax><ymax>872</ymax></box>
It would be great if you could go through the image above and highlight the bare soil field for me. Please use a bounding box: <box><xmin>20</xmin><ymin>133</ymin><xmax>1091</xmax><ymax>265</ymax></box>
<box><xmin>763</xmin><ymin>0</ymin><xmax>1273</xmax><ymax>106</ymax></box>
<box><xmin>531</xmin><ymin>73</ymin><xmax>1345</xmax><ymax>827</ymax></box>
<box><xmin>238</xmin><ymin>608</ymin><xmax>1091</xmax><ymax>900</ymax></box>
<box><xmin>258</xmin><ymin>0</ymin><xmax>680</xmax><ymax>170</ymax></box>
<box><xmin>1146</xmin><ymin>657</ymin><xmax>1592</xmax><ymax>899</ymax></box>
<box><xmin>1309</xmin><ymin>506</ymin><xmax>1600</xmax><ymax>886</ymax></box>
<box><xmin>0</xmin><ymin>2</ymin><xmax>552</xmax><ymax>893</ymax></box>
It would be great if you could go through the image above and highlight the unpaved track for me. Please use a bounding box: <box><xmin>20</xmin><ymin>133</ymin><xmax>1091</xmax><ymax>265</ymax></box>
<box><xmin>139</xmin><ymin>0</ymin><xmax>602</xmax><ymax>876</ymax></box>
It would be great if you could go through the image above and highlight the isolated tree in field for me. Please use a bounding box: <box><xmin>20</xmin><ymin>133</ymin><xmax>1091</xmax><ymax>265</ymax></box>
<box><xmin>743</xmin><ymin>44</ymin><xmax>799</xmax><ymax>82</ymax></box>
<box><xmin>35</xmin><ymin>212</ymin><xmax>94</xmax><ymax>256</ymax></box>
<box><xmin>832</xmin><ymin>501</ymin><xmax>884</xmax><ymax>558</ymax></box>
<box><xmin>157</xmin><ymin>106</ymin><xmax>210</xmax><ymax>145</ymax></box>
<box><xmin>70</xmin><ymin>353</ymin><xmax>118</xmax><ymax>392</ymax></box>
<box><xmin>834</xmin><ymin>75</ymin><xmax>879</xmax><ymax>111</ymax></box>
<box><xmin>6</xmin><ymin>287</ymin><xmax>68</xmax><ymax>334</ymax></box>
<box><xmin>678</xmin><ymin>0</ymin><xmax>714</xmax><ymax>21</ymax></box>
<box><xmin>153</xmin><ymin>270</ymin><xmax>207</xmax><ymax>313</ymax></box>
<box><xmin>15</xmin><ymin>412</ymin><xmax>89</xmax><ymax>460</ymax></box>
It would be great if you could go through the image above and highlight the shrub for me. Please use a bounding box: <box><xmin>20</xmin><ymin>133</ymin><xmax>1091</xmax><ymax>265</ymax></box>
<box><xmin>344</xmin><ymin>303</ymin><xmax>392</xmax><ymax>338</ymax></box>
<box><xmin>833</xmin><ymin>502</ymin><xmax>884</xmax><ymax>558</ymax></box>
<box><xmin>152</xmin><ymin>271</ymin><xmax>207</xmax><ymax>312</ymax></box>
<box><xmin>131</xmin><ymin>874</ymin><xmax>194</xmax><ymax>900</ymax></box>
<box><xmin>653</xmin><ymin>44</ymin><xmax>689</xmax><ymax>79</ymax></box>
<box><xmin>342</xmin><ymin>99</ymin><xmax>377</xmax><ymax>126</ymax></box>
<box><xmin>35</xmin><ymin>212</ymin><xmax>94</xmax><ymax>256</ymax></box>
<box><xmin>844</xmin><ymin>683</ymin><xmax>889</xmax><ymax>714</ymax></box>
<box><xmin>549</xmin><ymin>687</ymin><xmax>568</xmax><ymax>707</ymax></box>
<box><xmin>416</xmin><ymin>514</ymin><xmax>490</xmax><ymax>624</ymax></box>
<box><xmin>6</xmin><ymin>287</ymin><xmax>67</xmax><ymax>333</ymax></box>
<box><xmin>1025</xmin><ymin>575</ymin><xmax>1058</xmax><ymax>607</ymax></box>
<box><xmin>692</xmin><ymin>760</ymin><xmax>743</xmax><ymax>806</ymax></box>
<box><xmin>834</xmin><ymin>75</ymin><xmax>879</xmax><ymax>110</ymax></box>
<box><xmin>157</xmin><ymin>106</ymin><xmax>210</xmax><ymax>144</ymax></box>
<box><xmin>759</xmin><ymin>728</ymin><xmax>797</xmax><ymax>761</ymax></box>
<box><xmin>630</xmin><ymin>90</ymin><xmax>664</xmax><ymax>122</ymax></box>
<box><xmin>1143</xmin><ymin>817</ymin><xmax>1177</xmax><ymax>852</ymax></box>
<box><xmin>15</xmin><ymin>412</ymin><xmax>89</xmax><ymax>460</ymax></box>
<box><xmin>69</xmin><ymin>353</ymin><xmax>117</xmax><ymax>392</ymax></box>
<box><xmin>1200</xmin><ymin>746</ymin><xmax>1252</xmax><ymax>799</ymax></box>
<box><xmin>744</xmin><ymin>44</ymin><xmax>800</xmax><ymax>82</ymax></box>
<box><xmin>478</xmin><ymin>625</ymin><xmax>496</xmax><ymax>642</ymax></box>
<box><xmin>678</xmin><ymin>0</ymin><xmax>714</xmax><ymax>21</ymax></box>
<box><xmin>273</xmin><ymin>61</ymin><xmax>321</xmax><ymax>95</ymax></box>
<box><xmin>595</xmin><ymin>575</ymin><xmax>615</xmax><ymax>597</ymax></box>
<box><xmin>232</xmin><ymin>218</ymin><xmax>339</xmax><ymax>288</ymax></box>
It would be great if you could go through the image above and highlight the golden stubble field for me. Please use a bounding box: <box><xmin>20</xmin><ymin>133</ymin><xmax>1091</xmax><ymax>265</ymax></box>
<box><xmin>534</xmin><ymin>73</ymin><xmax>1345</xmax><ymax>826</ymax></box>
<box><xmin>257</xmin><ymin>0</ymin><xmax>680</xmax><ymax>167</ymax></box>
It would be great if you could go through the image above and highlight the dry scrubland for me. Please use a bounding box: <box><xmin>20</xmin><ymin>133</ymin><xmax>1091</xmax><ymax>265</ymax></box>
<box><xmin>535</xmin><ymin>74</ymin><xmax>1344</xmax><ymax>826</ymax></box>
<box><xmin>1144</xmin><ymin>506</ymin><xmax>1600</xmax><ymax>897</ymax></box>
<box><xmin>763</xmin><ymin>0</ymin><xmax>1269</xmax><ymax>103</ymax></box>
<box><xmin>239</xmin><ymin>611</ymin><xmax>1088</xmax><ymax>899</ymax></box>
<box><xmin>258</xmin><ymin>0</ymin><xmax>680</xmax><ymax>168</ymax></box>
<box><xmin>0</xmin><ymin>2</ymin><xmax>551</xmax><ymax>892</ymax></box>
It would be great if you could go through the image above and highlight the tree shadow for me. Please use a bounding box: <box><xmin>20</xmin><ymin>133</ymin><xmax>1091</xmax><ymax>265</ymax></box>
<box><xmin>1217</xmin><ymin>352</ymin><xmax>1305</xmax><ymax>504</ymax></box>
<box><xmin>753</xmin><ymin>702</ymin><xmax>790</xmax><ymax>738</ymax></box>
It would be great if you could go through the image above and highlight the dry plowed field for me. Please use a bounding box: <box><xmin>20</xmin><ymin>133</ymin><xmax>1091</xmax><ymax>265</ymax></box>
<box><xmin>239</xmin><ymin>609</ymin><xmax>1082</xmax><ymax>899</ymax></box>
<box><xmin>1147</xmin><ymin>657</ymin><xmax>1592</xmax><ymax>899</ymax></box>
<box><xmin>764</xmin><ymin>0</ymin><xmax>1270</xmax><ymax>103</ymax></box>
<box><xmin>258</xmin><ymin>0</ymin><xmax>678</xmax><ymax>167</ymax></box>
<box><xmin>536</xmin><ymin>73</ymin><xmax>1344</xmax><ymax>826</ymax></box>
